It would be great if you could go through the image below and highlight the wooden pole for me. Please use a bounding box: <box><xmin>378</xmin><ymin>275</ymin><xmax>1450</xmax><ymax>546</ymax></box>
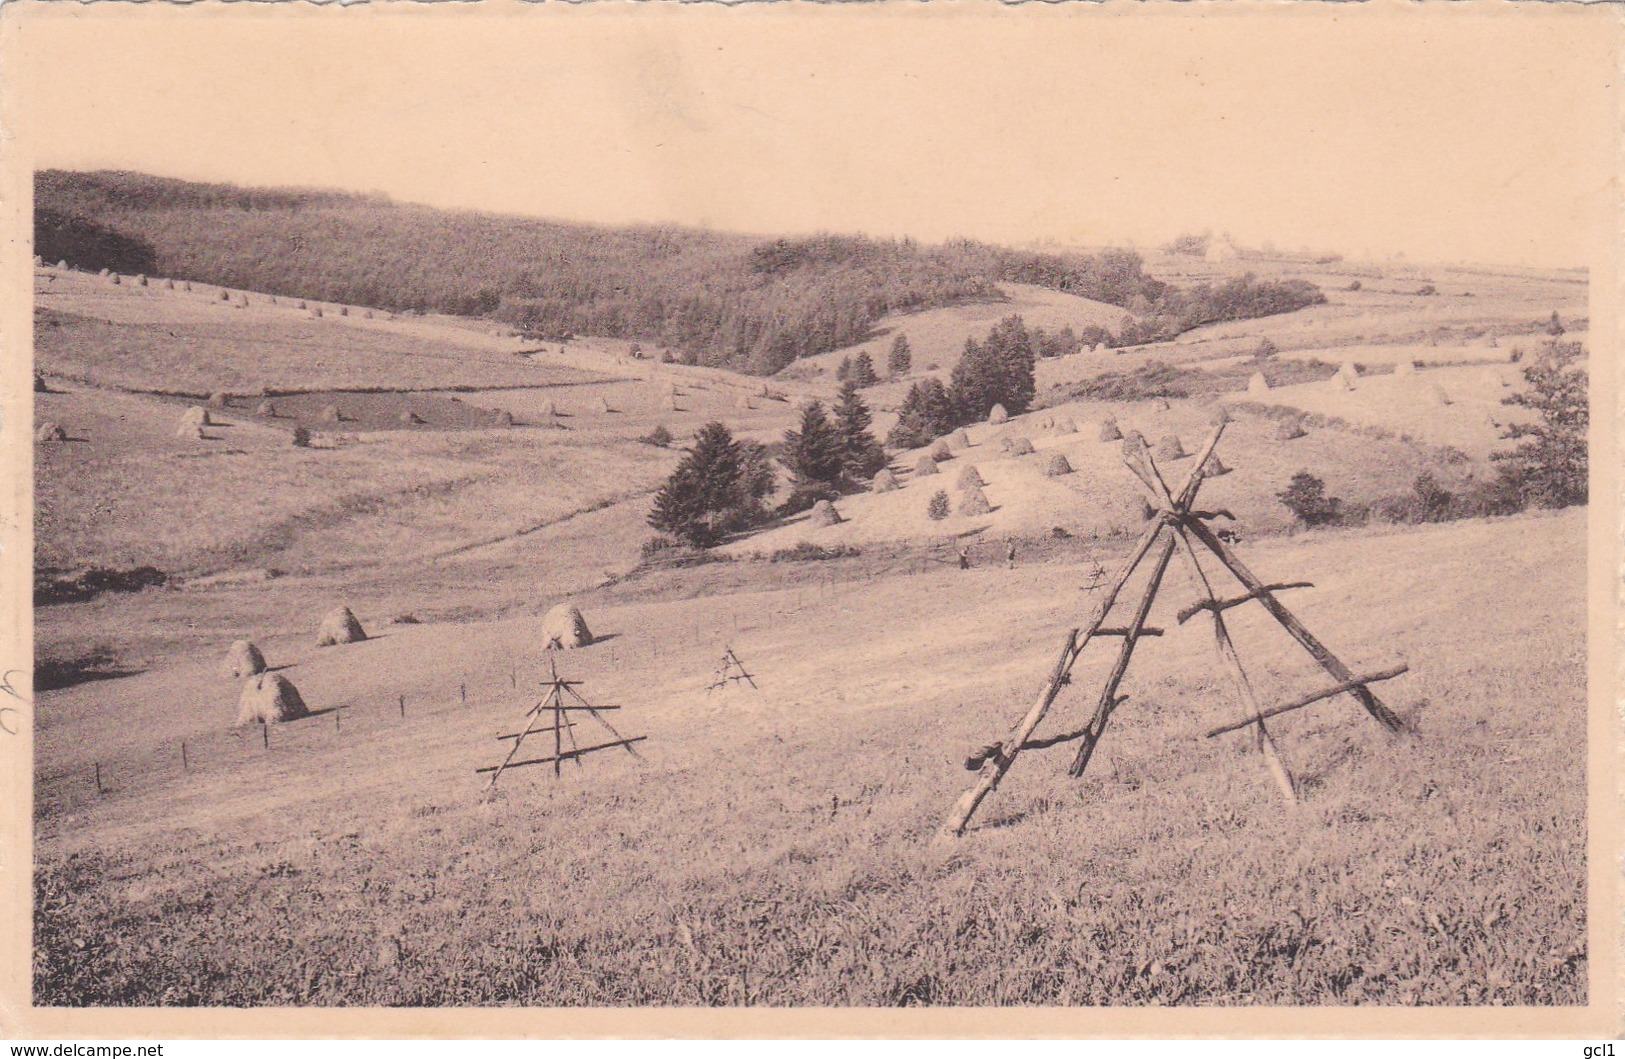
<box><xmin>1205</xmin><ymin>666</ymin><xmax>1410</xmax><ymax>738</ymax></box>
<box><xmin>1125</xmin><ymin>441</ymin><xmax>1297</xmax><ymax>803</ymax></box>
<box><xmin>935</xmin><ymin>433</ymin><xmax>1221</xmax><ymax>840</ymax></box>
<box><xmin>94</xmin><ymin>761</ymin><xmax>102</xmax><ymax>795</ymax></box>
<box><xmin>399</xmin><ymin>694</ymin><xmax>406</xmax><ymax>719</ymax></box>
<box><xmin>935</xmin><ymin>519</ymin><xmax>1165</xmax><ymax>841</ymax></box>
<box><xmin>1183</xmin><ymin>518</ymin><xmax>1405</xmax><ymax>733</ymax></box>
<box><xmin>181</xmin><ymin>741</ymin><xmax>188</xmax><ymax>772</ymax></box>
<box><xmin>1067</xmin><ymin>534</ymin><xmax>1178</xmax><ymax>777</ymax></box>
<box><xmin>460</xmin><ymin>683</ymin><xmax>467</xmax><ymax>707</ymax></box>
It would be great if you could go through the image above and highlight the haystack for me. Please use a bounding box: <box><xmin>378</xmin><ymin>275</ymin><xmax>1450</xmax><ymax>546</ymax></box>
<box><xmin>1153</xmin><ymin>399</ymin><xmax>1172</xmax><ymax>412</ymax></box>
<box><xmin>1430</xmin><ymin>384</ymin><xmax>1452</xmax><ymax>406</ymax></box>
<box><xmin>1331</xmin><ymin>372</ymin><xmax>1354</xmax><ymax>391</ymax></box>
<box><xmin>98</xmin><ymin>268</ymin><xmax>110</xmax><ymax>277</ymax></box>
<box><xmin>184</xmin><ymin>282</ymin><xmax>193</xmax><ymax>292</ymax></box>
<box><xmin>109</xmin><ymin>273</ymin><xmax>121</xmax><ymax>285</ymax></box>
<box><xmin>35</xmin><ymin>422</ymin><xmax>66</xmax><ymax>443</ymax></box>
<box><xmin>949</xmin><ymin>428</ymin><xmax>971</xmax><ymax>449</ymax></box>
<box><xmin>136</xmin><ymin>274</ymin><xmax>148</xmax><ymax>287</ymax></box>
<box><xmin>987</xmin><ymin>404</ymin><xmax>1009</xmax><ymax>425</ymax></box>
<box><xmin>297</xmin><ymin>300</ymin><xmax>308</xmax><ymax>310</ymax></box>
<box><xmin>871</xmin><ymin>469</ymin><xmax>900</xmax><ymax>493</ymax></box>
<box><xmin>1054</xmin><ymin>417</ymin><xmax>1076</xmax><ymax>435</ymax></box>
<box><xmin>181</xmin><ymin>405</ymin><xmax>213</xmax><ymax>429</ymax></box>
<box><xmin>956</xmin><ymin>464</ymin><xmax>984</xmax><ymax>489</ymax></box>
<box><xmin>237</xmin><ymin>673</ymin><xmax>309</xmax><ymax>725</ymax></box>
<box><xmin>1154</xmin><ymin>434</ymin><xmax>1188</xmax><ymax>461</ymax></box>
<box><xmin>1098</xmin><ymin>418</ymin><xmax>1123</xmax><ymax>442</ymax></box>
<box><xmin>494</xmin><ymin>410</ymin><xmax>515</xmax><ymax>427</ymax></box>
<box><xmin>400</xmin><ymin>410</ymin><xmax>424</xmax><ymax>425</ymax></box>
<box><xmin>207</xmin><ymin>391</ymin><xmax>229</xmax><ymax>409</ymax></box>
<box><xmin>319</xmin><ymin>404</ymin><xmax>342</xmax><ymax>424</ymax></box>
<box><xmin>164</xmin><ymin>278</ymin><xmax>176</xmax><ymax>290</ymax></box>
<box><xmin>1043</xmin><ymin>453</ymin><xmax>1073</xmax><ymax>477</ymax></box>
<box><xmin>33</xmin><ymin>373</ymin><xmax>47</xmax><ymax>393</ymax></box>
<box><xmin>256</xmin><ymin>400</ymin><xmax>279</xmax><ymax>417</ymax></box>
<box><xmin>221</xmin><ymin>640</ymin><xmax>267</xmax><ymax>679</ymax></box>
<box><xmin>219</xmin><ymin>288</ymin><xmax>231</xmax><ymax>301</ymax></box>
<box><xmin>914</xmin><ymin>456</ymin><xmax>940</xmax><ymax>476</ymax></box>
<box><xmin>1275</xmin><ymin>417</ymin><xmax>1307</xmax><ymax>441</ymax></box>
<box><xmin>1006</xmin><ymin>436</ymin><xmax>1035</xmax><ymax>457</ymax></box>
<box><xmin>541</xmin><ymin>603</ymin><xmax>594</xmax><ymax>649</ymax></box>
<box><xmin>997</xmin><ymin>437</ymin><xmax>1013</xmax><ymax>453</ymax></box>
<box><xmin>930</xmin><ymin>441</ymin><xmax>953</xmax><ymax>462</ymax></box>
<box><xmin>539</xmin><ymin>399</ymin><xmax>558</xmax><ymax>417</ymax></box>
<box><xmin>1093</xmin><ymin>343</ymin><xmax>1108</xmax><ymax>354</ymax></box>
<box><xmin>316</xmin><ymin>606</ymin><xmax>367</xmax><ymax>647</ymax></box>
<box><xmin>175</xmin><ymin>422</ymin><xmax>205</xmax><ymax>441</ymax></box>
<box><xmin>808</xmin><ymin>500</ymin><xmax>843</xmax><ymax>527</ymax></box>
<box><xmin>1247</xmin><ymin>372</ymin><xmax>1270</xmax><ymax>396</ymax></box>
<box><xmin>958</xmin><ymin>486</ymin><xmax>993</xmax><ymax>516</ymax></box>
<box><xmin>600</xmin><ymin>396</ymin><xmax>615</xmax><ymax>413</ymax></box>
<box><xmin>1394</xmin><ymin>359</ymin><xmax>1416</xmax><ymax>376</ymax></box>
<box><xmin>56</xmin><ymin>260</ymin><xmax>67</xmax><ymax>270</ymax></box>
<box><xmin>735</xmin><ymin>395</ymin><xmax>754</xmax><ymax>410</ymax></box>
<box><xmin>1201</xmin><ymin>452</ymin><xmax>1231</xmax><ymax>477</ymax></box>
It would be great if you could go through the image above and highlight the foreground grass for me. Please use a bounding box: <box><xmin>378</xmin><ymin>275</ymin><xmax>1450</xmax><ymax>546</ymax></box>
<box><xmin>33</xmin><ymin>513</ymin><xmax>1587</xmax><ymax>1006</ymax></box>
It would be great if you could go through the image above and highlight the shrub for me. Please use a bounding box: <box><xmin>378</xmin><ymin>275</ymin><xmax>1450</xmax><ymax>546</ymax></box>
<box><xmin>1412</xmin><ymin>473</ymin><xmax>1455</xmax><ymax>523</ymax></box>
<box><xmin>1254</xmin><ymin>338</ymin><xmax>1278</xmax><ymax>360</ymax></box>
<box><xmin>1277</xmin><ymin>471</ymin><xmax>1343</xmax><ymax>527</ymax></box>
<box><xmin>640</xmin><ymin>424</ymin><xmax>673</xmax><ymax>448</ymax></box>
<box><xmin>927</xmin><ymin>490</ymin><xmax>951</xmax><ymax>521</ymax></box>
<box><xmin>1416</xmin><ymin>284</ymin><xmax>1437</xmax><ymax>296</ymax></box>
<box><xmin>769</xmin><ymin>541</ymin><xmax>861</xmax><ymax>563</ymax></box>
<box><xmin>778</xmin><ymin>480</ymin><xmax>842</xmax><ymax>518</ymax></box>
<box><xmin>1346</xmin><ymin>279</ymin><xmax>1362</xmax><ymax>292</ymax></box>
<box><xmin>291</xmin><ymin>426</ymin><xmax>311</xmax><ymax>448</ymax></box>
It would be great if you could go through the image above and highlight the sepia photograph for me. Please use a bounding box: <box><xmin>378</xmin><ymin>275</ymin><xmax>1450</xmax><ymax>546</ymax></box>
<box><xmin>0</xmin><ymin>0</ymin><xmax>1617</xmax><ymax>1039</ymax></box>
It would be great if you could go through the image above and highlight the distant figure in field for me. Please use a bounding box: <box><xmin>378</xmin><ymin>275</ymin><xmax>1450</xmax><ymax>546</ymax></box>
<box><xmin>1006</xmin><ymin>541</ymin><xmax>1017</xmax><ymax>570</ymax></box>
<box><xmin>958</xmin><ymin>546</ymin><xmax>970</xmax><ymax>571</ymax></box>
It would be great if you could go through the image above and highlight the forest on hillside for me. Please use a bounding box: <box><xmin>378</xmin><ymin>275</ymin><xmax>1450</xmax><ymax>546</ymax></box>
<box><xmin>36</xmin><ymin>169</ymin><xmax>1323</xmax><ymax>374</ymax></box>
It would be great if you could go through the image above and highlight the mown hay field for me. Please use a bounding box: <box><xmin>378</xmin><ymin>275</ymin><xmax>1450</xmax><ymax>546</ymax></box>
<box><xmin>34</xmin><ymin>511</ymin><xmax>1586</xmax><ymax>1006</ymax></box>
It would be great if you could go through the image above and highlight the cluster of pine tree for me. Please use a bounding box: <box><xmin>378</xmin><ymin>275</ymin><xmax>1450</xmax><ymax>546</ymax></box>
<box><xmin>886</xmin><ymin>314</ymin><xmax>1037</xmax><ymax>448</ymax></box>
<box><xmin>647</xmin><ymin>383</ymin><xmax>888</xmax><ymax>548</ymax></box>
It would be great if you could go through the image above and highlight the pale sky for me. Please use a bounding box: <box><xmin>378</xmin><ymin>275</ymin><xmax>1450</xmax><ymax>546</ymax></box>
<box><xmin>8</xmin><ymin>2</ymin><xmax>1617</xmax><ymax>268</ymax></box>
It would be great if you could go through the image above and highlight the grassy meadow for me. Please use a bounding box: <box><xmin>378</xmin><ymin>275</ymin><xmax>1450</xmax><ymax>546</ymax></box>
<box><xmin>29</xmin><ymin>221</ymin><xmax>1595</xmax><ymax>1011</ymax></box>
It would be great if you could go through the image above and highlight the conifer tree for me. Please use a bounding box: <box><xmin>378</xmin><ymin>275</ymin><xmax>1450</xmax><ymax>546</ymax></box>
<box><xmin>887</xmin><ymin>333</ymin><xmax>912</xmax><ymax>377</ymax></box>
<box><xmin>832</xmin><ymin>380</ymin><xmax>887</xmax><ymax>479</ymax></box>
<box><xmin>782</xmin><ymin>400</ymin><xmax>846</xmax><ymax>487</ymax></box>
<box><xmin>648</xmin><ymin>421</ymin><xmax>758</xmax><ymax>547</ymax></box>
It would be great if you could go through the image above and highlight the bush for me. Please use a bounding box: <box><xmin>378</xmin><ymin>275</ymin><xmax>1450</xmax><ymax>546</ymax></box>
<box><xmin>640</xmin><ymin>424</ymin><xmax>673</xmax><ymax>448</ymax></box>
<box><xmin>927</xmin><ymin>490</ymin><xmax>951</xmax><ymax>521</ymax></box>
<box><xmin>778</xmin><ymin>481</ymin><xmax>841</xmax><ymax>518</ymax></box>
<box><xmin>1346</xmin><ymin>279</ymin><xmax>1362</xmax><ymax>292</ymax></box>
<box><xmin>1277</xmin><ymin>471</ymin><xmax>1343</xmax><ymax>527</ymax></box>
<box><xmin>1254</xmin><ymin>338</ymin><xmax>1278</xmax><ymax>360</ymax></box>
<box><xmin>769</xmin><ymin>541</ymin><xmax>861</xmax><ymax>563</ymax></box>
<box><xmin>1416</xmin><ymin>284</ymin><xmax>1437</xmax><ymax>297</ymax></box>
<box><xmin>291</xmin><ymin>426</ymin><xmax>311</xmax><ymax>448</ymax></box>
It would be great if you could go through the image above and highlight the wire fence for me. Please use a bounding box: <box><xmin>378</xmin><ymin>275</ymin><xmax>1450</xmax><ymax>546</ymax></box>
<box><xmin>35</xmin><ymin>669</ymin><xmax>528</xmax><ymax>817</ymax></box>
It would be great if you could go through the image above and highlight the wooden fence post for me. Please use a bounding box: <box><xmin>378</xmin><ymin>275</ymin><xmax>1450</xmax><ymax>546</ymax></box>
<box><xmin>181</xmin><ymin>741</ymin><xmax>189</xmax><ymax>772</ymax></box>
<box><xmin>94</xmin><ymin>761</ymin><xmax>102</xmax><ymax>795</ymax></box>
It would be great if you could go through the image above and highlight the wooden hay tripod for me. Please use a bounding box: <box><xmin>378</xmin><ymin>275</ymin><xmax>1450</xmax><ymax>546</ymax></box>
<box><xmin>478</xmin><ymin>657</ymin><xmax>645</xmax><ymax>789</ymax></box>
<box><xmin>938</xmin><ymin>420</ymin><xmax>1407</xmax><ymax>840</ymax></box>
<box><xmin>706</xmin><ymin>646</ymin><xmax>758</xmax><ymax>692</ymax></box>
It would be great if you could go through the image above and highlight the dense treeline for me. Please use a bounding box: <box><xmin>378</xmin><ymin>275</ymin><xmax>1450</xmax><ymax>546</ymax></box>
<box><xmin>36</xmin><ymin>169</ymin><xmax>1324</xmax><ymax>375</ymax></box>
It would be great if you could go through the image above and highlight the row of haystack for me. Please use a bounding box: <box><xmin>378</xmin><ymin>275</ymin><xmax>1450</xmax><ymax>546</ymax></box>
<box><xmin>227</xmin><ymin>603</ymin><xmax>595</xmax><ymax>727</ymax></box>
